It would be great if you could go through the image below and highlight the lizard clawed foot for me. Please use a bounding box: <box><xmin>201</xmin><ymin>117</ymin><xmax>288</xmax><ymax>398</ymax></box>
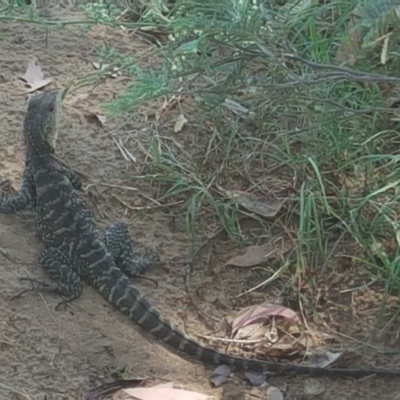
<box><xmin>122</xmin><ymin>243</ymin><xmax>164</xmax><ymax>278</ymax></box>
<box><xmin>10</xmin><ymin>277</ymin><xmax>52</xmax><ymax>300</ymax></box>
<box><xmin>11</xmin><ymin>278</ymin><xmax>78</xmax><ymax>311</ymax></box>
<box><xmin>54</xmin><ymin>296</ymin><xmax>79</xmax><ymax>311</ymax></box>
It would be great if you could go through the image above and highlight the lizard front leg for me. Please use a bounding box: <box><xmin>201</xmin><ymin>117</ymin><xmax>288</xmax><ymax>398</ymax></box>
<box><xmin>0</xmin><ymin>164</ymin><xmax>35</xmax><ymax>213</ymax></box>
<box><xmin>59</xmin><ymin>164</ymin><xmax>83</xmax><ymax>190</ymax></box>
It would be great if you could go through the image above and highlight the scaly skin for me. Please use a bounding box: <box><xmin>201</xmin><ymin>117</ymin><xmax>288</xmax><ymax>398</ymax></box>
<box><xmin>0</xmin><ymin>151</ymin><xmax>81</xmax><ymax>214</ymax></box>
<box><xmin>3</xmin><ymin>89</ymin><xmax>400</xmax><ymax>378</ymax></box>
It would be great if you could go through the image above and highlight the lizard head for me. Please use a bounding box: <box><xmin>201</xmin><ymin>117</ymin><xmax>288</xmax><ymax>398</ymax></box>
<box><xmin>23</xmin><ymin>88</ymin><xmax>62</xmax><ymax>154</ymax></box>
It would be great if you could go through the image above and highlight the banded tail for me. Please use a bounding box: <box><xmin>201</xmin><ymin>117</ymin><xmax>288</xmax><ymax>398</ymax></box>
<box><xmin>95</xmin><ymin>267</ymin><xmax>400</xmax><ymax>378</ymax></box>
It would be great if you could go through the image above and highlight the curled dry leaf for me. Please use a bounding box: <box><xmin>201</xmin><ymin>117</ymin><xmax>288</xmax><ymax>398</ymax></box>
<box><xmin>20</xmin><ymin>59</ymin><xmax>53</xmax><ymax>93</ymax></box>
<box><xmin>216</xmin><ymin>184</ymin><xmax>282</xmax><ymax>218</ymax></box>
<box><xmin>224</xmin><ymin>240</ymin><xmax>290</xmax><ymax>268</ymax></box>
<box><xmin>122</xmin><ymin>387</ymin><xmax>213</xmax><ymax>400</ymax></box>
<box><xmin>174</xmin><ymin>114</ymin><xmax>188</xmax><ymax>133</ymax></box>
<box><xmin>210</xmin><ymin>364</ymin><xmax>232</xmax><ymax>387</ymax></box>
<box><xmin>231</xmin><ymin>301</ymin><xmax>300</xmax><ymax>336</ymax></box>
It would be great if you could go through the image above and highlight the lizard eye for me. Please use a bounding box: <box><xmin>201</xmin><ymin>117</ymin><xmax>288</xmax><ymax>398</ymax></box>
<box><xmin>49</xmin><ymin>105</ymin><xmax>55</xmax><ymax>112</ymax></box>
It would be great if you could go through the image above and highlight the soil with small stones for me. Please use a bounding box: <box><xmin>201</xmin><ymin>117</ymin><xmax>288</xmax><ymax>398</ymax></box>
<box><xmin>1</xmin><ymin>4</ymin><xmax>400</xmax><ymax>400</ymax></box>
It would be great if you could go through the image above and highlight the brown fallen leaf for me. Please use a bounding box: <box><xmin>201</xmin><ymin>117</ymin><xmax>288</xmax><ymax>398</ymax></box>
<box><xmin>224</xmin><ymin>241</ymin><xmax>290</xmax><ymax>268</ymax></box>
<box><xmin>231</xmin><ymin>301</ymin><xmax>300</xmax><ymax>336</ymax></box>
<box><xmin>174</xmin><ymin>114</ymin><xmax>188</xmax><ymax>133</ymax></box>
<box><xmin>20</xmin><ymin>59</ymin><xmax>53</xmax><ymax>93</ymax></box>
<box><xmin>216</xmin><ymin>184</ymin><xmax>283</xmax><ymax>218</ymax></box>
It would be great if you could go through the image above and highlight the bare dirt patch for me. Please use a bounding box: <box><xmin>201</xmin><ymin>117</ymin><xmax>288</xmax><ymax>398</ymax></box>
<box><xmin>1</xmin><ymin>4</ymin><xmax>400</xmax><ymax>400</ymax></box>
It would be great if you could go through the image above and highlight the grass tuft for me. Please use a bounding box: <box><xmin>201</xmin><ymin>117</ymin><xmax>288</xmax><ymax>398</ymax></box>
<box><xmin>101</xmin><ymin>0</ymin><xmax>400</xmax><ymax>300</ymax></box>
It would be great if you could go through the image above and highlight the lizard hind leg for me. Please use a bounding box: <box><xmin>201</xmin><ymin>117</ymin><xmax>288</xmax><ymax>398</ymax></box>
<box><xmin>39</xmin><ymin>246</ymin><xmax>83</xmax><ymax>304</ymax></box>
<box><xmin>14</xmin><ymin>247</ymin><xmax>83</xmax><ymax>309</ymax></box>
<box><xmin>103</xmin><ymin>221</ymin><xmax>161</xmax><ymax>278</ymax></box>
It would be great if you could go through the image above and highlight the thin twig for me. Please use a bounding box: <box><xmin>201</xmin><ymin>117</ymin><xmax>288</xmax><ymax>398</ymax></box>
<box><xmin>111</xmin><ymin>194</ymin><xmax>183</xmax><ymax>211</ymax></box>
<box><xmin>0</xmin><ymin>15</ymin><xmax>169</xmax><ymax>30</ymax></box>
<box><xmin>195</xmin><ymin>333</ymin><xmax>264</xmax><ymax>345</ymax></box>
<box><xmin>183</xmin><ymin>269</ymin><xmax>220</xmax><ymax>324</ymax></box>
<box><xmin>113</xmin><ymin>137</ymin><xmax>137</xmax><ymax>163</ymax></box>
<box><xmin>183</xmin><ymin>229</ymin><xmax>226</xmax><ymax>324</ymax></box>
<box><xmin>0</xmin><ymin>382</ymin><xmax>31</xmax><ymax>400</ymax></box>
<box><xmin>235</xmin><ymin>261</ymin><xmax>290</xmax><ymax>298</ymax></box>
<box><xmin>0</xmin><ymin>246</ymin><xmax>20</xmax><ymax>263</ymax></box>
<box><xmin>85</xmin><ymin>182</ymin><xmax>138</xmax><ymax>192</ymax></box>
<box><xmin>282</xmin><ymin>53</ymin><xmax>400</xmax><ymax>83</ymax></box>
<box><xmin>188</xmin><ymin>227</ymin><xmax>225</xmax><ymax>264</ymax></box>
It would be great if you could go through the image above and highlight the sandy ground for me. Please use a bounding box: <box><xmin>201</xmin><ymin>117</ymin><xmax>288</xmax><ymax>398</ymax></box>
<box><xmin>1</xmin><ymin>4</ymin><xmax>400</xmax><ymax>400</ymax></box>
